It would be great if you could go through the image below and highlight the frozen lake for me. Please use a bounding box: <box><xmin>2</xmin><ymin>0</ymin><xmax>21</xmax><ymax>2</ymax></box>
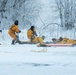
<box><xmin>0</xmin><ymin>45</ymin><xmax>76</xmax><ymax>75</ymax></box>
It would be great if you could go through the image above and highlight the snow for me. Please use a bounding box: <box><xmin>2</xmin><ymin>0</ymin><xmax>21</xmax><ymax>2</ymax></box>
<box><xmin>0</xmin><ymin>44</ymin><xmax>76</xmax><ymax>75</ymax></box>
<box><xmin>0</xmin><ymin>30</ymin><xmax>76</xmax><ymax>75</ymax></box>
<box><xmin>0</xmin><ymin>29</ymin><xmax>76</xmax><ymax>75</ymax></box>
<box><xmin>0</xmin><ymin>0</ymin><xmax>76</xmax><ymax>74</ymax></box>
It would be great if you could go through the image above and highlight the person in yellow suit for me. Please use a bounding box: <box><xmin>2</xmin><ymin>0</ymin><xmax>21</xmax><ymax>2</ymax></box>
<box><xmin>27</xmin><ymin>26</ymin><xmax>44</xmax><ymax>44</ymax></box>
<box><xmin>52</xmin><ymin>37</ymin><xmax>63</xmax><ymax>44</ymax></box>
<box><xmin>52</xmin><ymin>37</ymin><xmax>76</xmax><ymax>44</ymax></box>
<box><xmin>60</xmin><ymin>38</ymin><xmax>76</xmax><ymax>44</ymax></box>
<box><xmin>8</xmin><ymin>20</ymin><xmax>21</xmax><ymax>44</ymax></box>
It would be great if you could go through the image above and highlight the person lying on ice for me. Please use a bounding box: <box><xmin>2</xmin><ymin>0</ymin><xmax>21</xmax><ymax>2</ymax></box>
<box><xmin>60</xmin><ymin>38</ymin><xmax>76</xmax><ymax>44</ymax></box>
<box><xmin>27</xmin><ymin>26</ymin><xmax>44</xmax><ymax>44</ymax></box>
<box><xmin>52</xmin><ymin>37</ymin><xmax>76</xmax><ymax>44</ymax></box>
<box><xmin>52</xmin><ymin>37</ymin><xmax>63</xmax><ymax>44</ymax></box>
<box><xmin>8</xmin><ymin>20</ymin><xmax>21</xmax><ymax>45</ymax></box>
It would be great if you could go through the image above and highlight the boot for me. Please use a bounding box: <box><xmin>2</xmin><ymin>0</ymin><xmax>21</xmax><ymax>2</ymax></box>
<box><xmin>11</xmin><ymin>40</ymin><xmax>15</xmax><ymax>45</ymax></box>
<box><xmin>16</xmin><ymin>37</ymin><xmax>22</xmax><ymax>44</ymax></box>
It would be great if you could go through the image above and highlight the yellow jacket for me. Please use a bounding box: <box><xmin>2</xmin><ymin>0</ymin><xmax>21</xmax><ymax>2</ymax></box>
<box><xmin>27</xmin><ymin>29</ymin><xmax>44</xmax><ymax>44</ymax></box>
<box><xmin>8</xmin><ymin>24</ymin><xmax>19</xmax><ymax>40</ymax></box>
<box><xmin>60</xmin><ymin>38</ymin><xmax>76</xmax><ymax>44</ymax></box>
<box><xmin>66</xmin><ymin>39</ymin><xmax>76</xmax><ymax>44</ymax></box>
<box><xmin>27</xmin><ymin>29</ymin><xmax>34</xmax><ymax>39</ymax></box>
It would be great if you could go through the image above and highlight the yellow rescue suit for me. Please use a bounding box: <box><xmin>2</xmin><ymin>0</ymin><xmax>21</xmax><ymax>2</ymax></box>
<box><xmin>8</xmin><ymin>24</ymin><xmax>20</xmax><ymax>40</ymax></box>
<box><xmin>27</xmin><ymin>29</ymin><xmax>44</xmax><ymax>44</ymax></box>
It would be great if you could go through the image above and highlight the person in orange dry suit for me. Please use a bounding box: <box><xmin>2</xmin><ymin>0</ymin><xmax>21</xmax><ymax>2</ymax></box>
<box><xmin>60</xmin><ymin>38</ymin><xmax>76</xmax><ymax>44</ymax></box>
<box><xmin>52</xmin><ymin>37</ymin><xmax>76</xmax><ymax>44</ymax></box>
<box><xmin>27</xmin><ymin>26</ymin><xmax>44</xmax><ymax>44</ymax></box>
<box><xmin>8</xmin><ymin>20</ymin><xmax>21</xmax><ymax>44</ymax></box>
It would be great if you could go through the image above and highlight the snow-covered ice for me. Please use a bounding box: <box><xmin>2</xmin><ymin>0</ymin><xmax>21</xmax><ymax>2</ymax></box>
<box><xmin>0</xmin><ymin>44</ymin><xmax>76</xmax><ymax>75</ymax></box>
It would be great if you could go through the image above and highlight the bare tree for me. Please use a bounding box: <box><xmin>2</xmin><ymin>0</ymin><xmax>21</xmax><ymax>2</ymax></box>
<box><xmin>55</xmin><ymin>0</ymin><xmax>75</xmax><ymax>30</ymax></box>
<box><xmin>10</xmin><ymin>0</ymin><xmax>42</xmax><ymax>29</ymax></box>
<box><xmin>0</xmin><ymin>0</ymin><xmax>42</xmax><ymax>29</ymax></box>
<box><xmin>0</xmin><ymin>0</ymin><xmax>8</xmax><ymax>18</ymax></box>
<box><xmin>55</xmin><ymin>0</ymin><xmax>64</xmax><ymax>27</ymax></box>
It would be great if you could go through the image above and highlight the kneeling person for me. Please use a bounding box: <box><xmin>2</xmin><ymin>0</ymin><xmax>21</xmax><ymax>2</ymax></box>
<box><xmin>27</xmin><ymin>26</ymin><xmax>44</xmax><ymax>44</ymax></box>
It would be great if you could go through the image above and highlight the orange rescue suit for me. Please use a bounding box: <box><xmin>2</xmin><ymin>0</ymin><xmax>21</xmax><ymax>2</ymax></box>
<box><xmin>27</xmin><ymin>29</ymin><xmax>34</xmax><ymax>39</ymax></box>
<box><xmin>27</xmin><ymin>29</ymin><xmax>44</xmax><ymax>44</ymax></box>
<box><xmin>60</xmin><ymin>38</ymin><xmax>76</xmax><ymax>44</ymax></box>
<box><xmin>8</xmin><ymin>24</ymin><xmax>20</xmax><ymax>40</ymax></box>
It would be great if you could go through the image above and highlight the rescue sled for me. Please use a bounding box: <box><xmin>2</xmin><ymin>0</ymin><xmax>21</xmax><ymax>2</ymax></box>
<box><xmin>37</xmin><ymin>43</ymin><xmax>74</xmax><ymax>47</ymax></box>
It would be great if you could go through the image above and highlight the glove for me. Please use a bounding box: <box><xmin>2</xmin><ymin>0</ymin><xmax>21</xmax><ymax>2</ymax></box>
<box><xmin>34</xmin><ymin>32</ymin><xmax>38</xmax><ymax>36</ymax></box>
<box><xmin>19</xmin><ymin>30</ymin><xmax>21</xmax><ymax>33</ymax></box>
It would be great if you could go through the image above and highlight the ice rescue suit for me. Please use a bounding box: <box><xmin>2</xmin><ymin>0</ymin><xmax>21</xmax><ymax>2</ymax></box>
<box><xmin>27</xmin><ymin>29</ymin><xmax>44</xmax><ymax>44</ymax></box>
<box><xmin>60</xmin><ymin>38</ymin><xmax>76</xmax><ymax>44</ymax></box>
<box><xmin>8</xmin><ymin>24</ymin><xmax>20</xmax><ymax>40</ymax></box>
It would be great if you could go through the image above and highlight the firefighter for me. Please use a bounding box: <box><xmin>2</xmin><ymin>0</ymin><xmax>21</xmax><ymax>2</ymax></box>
<box><xmin>52</xmin><ymin>37</ymin><xmax>76</xmax><ymax>44</ymax></box>
<box><xmin>27</xmin><ymin>26</ymin><xmax>44</xmax><ymax>44</ymax></box>
<box><xmin>8</xmin><ymin>20</ymin><xmax>21</xmax><ymax>44</ymax></box>
<box><xmin>60</xmin><ymin>38</ymin><xmax>76</xmax><ymax>44</ymax></box>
